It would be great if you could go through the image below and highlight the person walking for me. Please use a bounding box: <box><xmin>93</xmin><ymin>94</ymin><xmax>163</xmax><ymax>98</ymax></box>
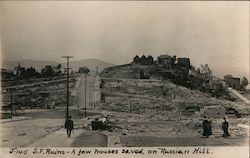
<box><xmin>208</xmin><ymin>117</ymin><xmax>212</xmax><ymax>136</ymax></box>
<box><xmin>65</xmin><ymin>116</ymin><xmax>74</xmax><ymax>138</ymax></box>
<box><xmin>222</xmin><ymin>116</ymin><xmax>230</xmax><ymax>138</ymax></box>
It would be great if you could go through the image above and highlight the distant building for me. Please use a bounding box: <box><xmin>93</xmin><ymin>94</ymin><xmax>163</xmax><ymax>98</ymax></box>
<box><xmin>199</xmin><ymin>64</ymin><xmax>213</xmax><ymax>81</ymax></box>
<box><xmin>133</xmin><ymin>55</ymin><xmax>140</xmax><ymax>64</ymax></box>
<box><xmin>176</xmin><ymin>57</ymin><xmax>191</xmax><ymax>68</ymax></box>
<box><xmin>189</xmin><ymin>66</ymin><xmax>198</xmax><ymax>77</ymax></box>
<box><xmin>132</xmin><ymin>55</ymin><xmax>154</xmax><ymax>65</ymax></box>
<box><xmin>13</xmin><ymin>63</ymin><xmax>25</xmax><ymax>76</ymax></box>
<box><xmin>224</xmin><ymin>75</ymin><xmax>241</xmax><ymax>90</ymax></box>
<box><xmin>157</xmin><ymin>55</ymin><xmax>174</xmax><ymax>68</ymax></box>
<box><xmin>200</xmin><ymin>64</ymin><xmax>211</xmax><ymax>74</ymax></box>
<box><xmin>1</xmin><ymin>68</ymin><xmax>14</xmax><ymax>80</ymax></box>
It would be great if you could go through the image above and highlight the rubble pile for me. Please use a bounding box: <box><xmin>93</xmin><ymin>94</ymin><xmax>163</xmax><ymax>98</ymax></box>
<box><xmin>2</xmin><ymin>76</ymin><xmax>78</xmax><ymax>110</ymax></box>
<box><xmin>100</xmin><ymin>79</ymin><xmax>249</xmax><ymax>117</ymax></box>
<box><xmin>97</xmin><ymin>78</ymin><xmax>250</xmax><ymax>138</ymax></box>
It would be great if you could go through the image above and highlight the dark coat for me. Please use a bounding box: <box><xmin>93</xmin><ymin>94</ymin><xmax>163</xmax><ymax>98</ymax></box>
<box><xmin>65</xmin><ymin>120</ymin><xmax>74</xmax><ymax>130</ymax></box>
<box><xmin>208</xmin><ymin>120</ymin><xmax>212</xmax><ymax>135</ymax></box>
<box><xmin>222</xmin><ymin>121</ymin><xmax>229</xmax><ymax>137</ymax></box>
<box><xmin>202</xmin><ymin>119</ymin><xmax>210</xmax><ymax>136</ymax></box>
<box><xmin>222</xmin><ymin>121</ymin><xmax>229</xmax><ymax>130</ymax></box>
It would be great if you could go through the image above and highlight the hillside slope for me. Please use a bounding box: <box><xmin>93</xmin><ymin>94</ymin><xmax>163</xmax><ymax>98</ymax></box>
<box><xmin>99</xmin><ymin>78</ymin><xmax>249</xmax><ymax>117</ymax></box>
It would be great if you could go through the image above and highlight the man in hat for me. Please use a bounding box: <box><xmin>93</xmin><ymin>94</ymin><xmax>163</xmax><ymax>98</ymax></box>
<box><xmin>222</xmin><ymin>116</ymin><xmax>230</xmax><ymax>138</ymax></box>
<box><xmin>65</xmin><ymin>116</ymin><xmax>74</xmax><ymax>138</ymax></box>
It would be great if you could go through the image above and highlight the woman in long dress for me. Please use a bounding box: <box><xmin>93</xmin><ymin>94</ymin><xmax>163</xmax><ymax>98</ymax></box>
<box><xmin>222</xmin><ymin>117</ymin><xmax>230</xmax><ymax>138</ymax></box>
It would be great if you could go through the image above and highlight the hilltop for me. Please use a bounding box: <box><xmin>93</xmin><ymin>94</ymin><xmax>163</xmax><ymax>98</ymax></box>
<box><xmin>61</xmin><ymin>58</ymin><xmax>113</xmax><ymax>72</ymax></box>
<box><xmin>2</xmin><ymin>58</ymin><xmax>114</xmax><ymax>72</ymax></box>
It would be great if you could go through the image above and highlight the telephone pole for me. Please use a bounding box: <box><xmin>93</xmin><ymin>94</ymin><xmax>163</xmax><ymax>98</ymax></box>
<box><xmin>85</xmin><ymin>73</ymin><xmax>87</xmax><ymax>118</ymax></box>
<box><xmin>96</xmin><ymin>66</ymin><xmax>99</xmax><ymax>76</ymax></box>
<box><xmin>62</xmin><ymin>56</ymin><xmax>73</xmax><ymax>120</ymax></box>
<box><xmin>10</xmin><ymin>89</ymin><xmax>13</xmax><ymax>119</ymax></box>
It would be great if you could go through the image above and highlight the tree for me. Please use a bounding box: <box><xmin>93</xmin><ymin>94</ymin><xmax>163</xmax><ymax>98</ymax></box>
<box><xmin>241</xmin><ymin>76</ymin><xmax>248</xmax><ymax>89</ymax></box>
<box><xmin>79</xmin><ymin>67</ymin><xmax>90</xmax><ymax>74</ymax></box>
<box><xmin>171</xmin><ymin>55</ymin><xmax>177</xmax><ymax>65</ymax></box>
<box><xmin>56</xmin><ymin>64</ymin><xmax>61</xmax><ymax>70</ymax></box>
<box><xmin>55</xmin><ymin>64</ymin><xmax>62</xmax><ymax>75</ymax></box>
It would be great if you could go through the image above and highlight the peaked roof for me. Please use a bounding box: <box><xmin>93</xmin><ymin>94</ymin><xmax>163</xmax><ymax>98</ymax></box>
<box><xmin>158</xmin><ymin>55</ymin><xmax>172</xmax><ymax>58</ymax></box>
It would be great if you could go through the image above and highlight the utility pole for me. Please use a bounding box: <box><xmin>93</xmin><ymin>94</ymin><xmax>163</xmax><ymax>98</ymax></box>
<box><xmin>96</xmin><ymin>66</ymin><xmax>99</xmax><ymax>76</ymax></box>
<box><xmin>10</xmin><ymin>89</ymin><xmax>13</xmax><ymax>119</ymax></box>
<box><xmin>88</xmin><ymin>86</ymin><xmax>91</xmax><ymax>109</ymax></box>
<box><xmin>62</xmin><ymin>56</ymin><xmax>73</xmax><ymax>120</ymax></box>
<box><xmin>85</xmin><ymin>73</ymin><xmax>87</xmax><ymax>118</ymax></box>
<box><xmin>155</xmin><ymin>103</ymin><xmax>157</xmax><ymax>115</ymax></box>
<box><xmin>89</xmin><ymin>87</ymin><xmax>92</xmax><ymax>110</ymax></box>
<box><xmin>129</xmin><ymin>98</ymin><xmax>131</xmax><ymax>112</ymax></box>
<box><xmin>129</xmin><ymin>66</ymin><xmax>131</xmax><ymax>79</ymax></box>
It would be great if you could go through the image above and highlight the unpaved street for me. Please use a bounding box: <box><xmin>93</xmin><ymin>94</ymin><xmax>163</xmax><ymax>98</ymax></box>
<box><xmin>1</xmin><ymin>73</ymin><xmax>106</xmax><ymax>147</ymax></box>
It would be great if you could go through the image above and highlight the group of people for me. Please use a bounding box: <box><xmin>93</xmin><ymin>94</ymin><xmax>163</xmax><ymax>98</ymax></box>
<box><xmin>202</xmin><ymin>116</ymin><xmax>230</xmax><ymax>138</ymax></box>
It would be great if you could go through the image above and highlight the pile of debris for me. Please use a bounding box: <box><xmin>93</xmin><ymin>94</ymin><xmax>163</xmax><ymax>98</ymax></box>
<box><xmin>2</xmin><ymin>76</ymin><xmax>77</xmax><ymax>110</ymax></box>
<box><xmin>99</xmin><ymin>78</ymin><xmax>249</xmax><ymax>119</ymax></box>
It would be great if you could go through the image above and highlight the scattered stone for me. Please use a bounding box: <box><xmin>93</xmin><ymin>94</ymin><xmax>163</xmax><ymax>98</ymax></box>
<box><xmin>17</xmin><ymin>133</ymin><xmax>26</xmax><ymax>136</ymax></box>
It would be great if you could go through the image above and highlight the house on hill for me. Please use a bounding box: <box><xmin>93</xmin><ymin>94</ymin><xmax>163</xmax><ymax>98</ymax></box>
<box><xmin>133</xmin><ymin>55</ymin><xmax>154</xmax><ymax>65</ymax></box>
<box><xmin>157</xmin><ymin>55</ymin><xmax>175</xmax><ymax>68</ymax></box>
<box><xmin>1</xmin><ymin>68</ymin><xmax>14</xmax><ymax>80</ymax></box>
<box><xmin>224</xmin><ymin>75</ymin><xmax>241</xmax><ymax>90</ymax></box>
<box><xmin>176</xmin><ymin>57</ymin><xmax>191</xmax><ymax>68</ymax></box>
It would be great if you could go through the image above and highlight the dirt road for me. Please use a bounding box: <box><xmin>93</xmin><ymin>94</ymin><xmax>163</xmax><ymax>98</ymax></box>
<box><xmin>0</xmin><ymin>107</ymin><xmax>105</xmax><ymax>147</ymax></box>
<box><xmin>77</xmin><ymin>73</ymin><xmax>96</xmax><ymax>109</ymax></box>
<box><xmin>0</xmin><ymin>73</ymin><xmax>107</xmax><ymax>147</ymax></box>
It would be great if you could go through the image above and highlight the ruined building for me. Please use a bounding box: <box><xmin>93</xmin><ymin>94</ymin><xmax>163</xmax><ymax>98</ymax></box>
<box><xmin>224</xmin><ymin>75</ymin><xmax>241</xmax><ymax>90</ymax></box>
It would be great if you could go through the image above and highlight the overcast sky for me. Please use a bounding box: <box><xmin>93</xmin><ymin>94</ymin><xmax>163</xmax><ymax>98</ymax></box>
<box><xmin>0</xmin><ymin>1</ymin><xmax>249</xmax><ymax>70</ymax></box>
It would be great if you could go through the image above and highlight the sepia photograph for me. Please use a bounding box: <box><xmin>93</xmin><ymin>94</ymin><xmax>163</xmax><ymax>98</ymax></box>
<box><xmin>0</xmin><ymin>1</ymin><xmax>249</xmax><ymax>157</ymax></box>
